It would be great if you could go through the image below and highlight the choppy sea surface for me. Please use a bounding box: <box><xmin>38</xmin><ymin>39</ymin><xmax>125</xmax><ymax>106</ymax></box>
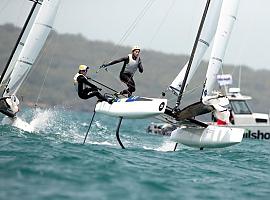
<box><xmin>0</xmin><ymin>107</ymin><xmax>269</xmax><ymax>200</ymax></box>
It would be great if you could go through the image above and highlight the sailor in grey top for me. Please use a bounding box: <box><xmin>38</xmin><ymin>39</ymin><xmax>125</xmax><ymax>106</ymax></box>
<box><xmin>102</xmin><ymin>46</ymin><xmax>143</xmax><ymax>97</ymax></box>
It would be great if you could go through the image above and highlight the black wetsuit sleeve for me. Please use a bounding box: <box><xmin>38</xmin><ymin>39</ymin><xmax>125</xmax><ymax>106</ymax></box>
<box><xmin>106</xmin><ymin>56</ymin><xmax>129</xmax><ymax>67</ymax></box>
<box><xmin>77</xmin><ymin>75</ymin><xmax>98</xmax><ymax>89</ymax></box>
<box><xmin>138</xmin><ymin>58</ymin><xmax>143</xmax><ymax>73</ymax></box>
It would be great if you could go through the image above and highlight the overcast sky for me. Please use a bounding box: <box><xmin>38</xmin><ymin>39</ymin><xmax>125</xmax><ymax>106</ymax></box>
<box><xmin>0</xmin><ymin>0</ymin><xmax>270</xmax><ymax>70</ymax></box>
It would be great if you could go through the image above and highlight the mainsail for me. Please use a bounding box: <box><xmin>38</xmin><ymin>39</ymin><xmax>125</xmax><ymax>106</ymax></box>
<box><xmin>202</xmin><ymin>0</ymin><xmax>240</xmax><ymax>97</ymax></box>
<box><xmin>0</xmin><ymin>0</ymin><xmax>60</xmax><ymax>117</ymax></box>
<box><xmin>170</xmin><ymin>0</ymin><xmax>240</xmax><ymax>119</ymax></box>
<box><xmin>0</xmin><ymin>2</ymin><xmax>41</xmax><ymax>88</ymax></box>
<box><xmin>169</xmin><ymin>0</ymin><xmax>223</xmax><ymax>95</ymax></box>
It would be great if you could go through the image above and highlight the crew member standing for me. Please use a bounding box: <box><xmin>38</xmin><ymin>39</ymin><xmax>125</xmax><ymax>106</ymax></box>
<box><xmin>101</xmin><ymin>46</ymin><xmax>143</xmax><ymax>97</ymax></box>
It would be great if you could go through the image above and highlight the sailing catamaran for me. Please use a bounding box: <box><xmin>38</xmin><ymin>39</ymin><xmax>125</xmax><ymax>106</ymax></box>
<box><xmin>165</xmin><ymin>0</ymin><xmax>244</xmax><ymax>149</ymax></box>
<box><xmin>149</xmin><ymin>0</ymin><xmax>246</xmax><ymax>148</ymax></box>
<box><xmin>84</xmin><ymin>0</ymin><xmax>244</xmax><ymax>150</ymax></box>
<box><xmin>0</xmin><ymin>0</ymin><xmax>60</xmax><ymax>118</ymax></box>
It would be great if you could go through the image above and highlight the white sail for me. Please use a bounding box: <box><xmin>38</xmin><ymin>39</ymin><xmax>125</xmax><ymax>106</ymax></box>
<box><xmin>0</xmin><ymin>4</ymin><xmax>41</xmax><ymax>87</ymax></box>
<box><xmin>3</xmin><ymin>0</ymin><xmax>60</xmax><ymax>97</ymax></box>
<box><xmin>202</xmin><ymin>0</ymin><xmax>240</xmax><ymax>97</ymax></box>
<box><xmin>169</xmin><ymin>0</ymin><xmax>223</xmax><ymax>95</ymax></box>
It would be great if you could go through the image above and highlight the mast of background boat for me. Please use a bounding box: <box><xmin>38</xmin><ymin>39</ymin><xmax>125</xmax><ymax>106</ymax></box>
<box><xmin>0</xmin><ymin>0</ymin><xmax>41</xmax><ymax>88</ymax></box>
<box><xmin>174</xmin><ymin>0</ymin><xmax>212</xmax><ymax>111</ymax></box>
<box><xmin>238</xmin><ymin>65</ymin><xmax>241</xmax><ymax>89</ymax></box>
<box><xmin>202</xmin><ymin>0</ymin><xmax>240</xmax><ymax>97</ymax></box>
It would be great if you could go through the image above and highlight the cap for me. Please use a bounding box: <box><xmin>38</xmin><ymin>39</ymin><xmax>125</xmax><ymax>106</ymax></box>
<box><xmin>79</xmin><ymin>64</ymin><xmax>89</xmax><ymax>71</ymax></box>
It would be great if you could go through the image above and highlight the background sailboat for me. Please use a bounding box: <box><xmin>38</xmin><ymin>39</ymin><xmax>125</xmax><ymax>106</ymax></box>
<box><xmin>0</xmin><ymin>0</ymin><xmax>60</xmax><ymax>118</ymax></box>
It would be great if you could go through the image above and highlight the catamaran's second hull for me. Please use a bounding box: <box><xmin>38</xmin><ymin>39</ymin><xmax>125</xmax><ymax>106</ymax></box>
<box><xmin>170</xmin><ymin>125</ymin><xmax>244</xmax><ymax>149</ymax></box>
<box><xmin>95</xmin><ymin>96</ymin><xmax>167</xmax><ymax>119</ymax></box>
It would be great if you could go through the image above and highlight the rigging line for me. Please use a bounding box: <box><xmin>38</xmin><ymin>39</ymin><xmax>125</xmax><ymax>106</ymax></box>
<box><xmin>106</xmin><ymin>0</ymin><xmax>156</xmax><ymax>61</ymax></box>
<box><xmin>165</xmin><ymin>83</ymin><xmax>203</xmax><ymax>104</ymax></box>
<box><xmin>100</xmin><ymin>69</ymin><xmax>127</xmax><ymax>91</ymax></box>
<box><xmin>147</xmin><ymin>0</ymin><xmax>176</xmax><ymax>47</ymax></box>
<box><xmin>34</xmin><ymin>26</ymin><xmax>60</xmax><ymax>106</ymax></box>
<box><xmin>116</xmin><ymin>0</ymin><xmax>154</xmax><ymax>46</ymax></box>
<box><xmin>99</xmin><ymin>1</ymin><xmax>156</xmax><ymax>91</ymax></box>
<box><xmin>34</xmin><ymin>46</ymin><xmax>53</xmax><ymax>107</ymax></box>
<box><xmin>88</xmin><ymin>78</ymin><xmax>118</xmax><ymax>93</ymax></box>
<box><xmin>32</xmin><ymin>2</ymin><xmax>61</xmax><ymax>106</ymax></box>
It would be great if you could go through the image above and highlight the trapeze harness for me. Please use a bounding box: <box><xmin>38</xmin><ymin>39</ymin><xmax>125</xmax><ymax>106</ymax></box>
<box><xmin>73</xmin><ymin>73</ymin><xmax>105</xmax><ymax>100</ymax></box>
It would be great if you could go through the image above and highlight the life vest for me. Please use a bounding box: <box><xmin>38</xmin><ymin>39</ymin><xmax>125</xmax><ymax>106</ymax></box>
<box><xmin>73</xmin><ymin>73</ymin><xmax>88</xmax><ymax>90</ymax></box>
<box><xmin>123</xmin><ymin>54</ymin><xmax>140</xmax><ymax>75</ymax></box>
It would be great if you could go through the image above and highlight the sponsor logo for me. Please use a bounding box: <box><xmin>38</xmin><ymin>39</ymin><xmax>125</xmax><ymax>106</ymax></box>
<box><xmin>243</xmin><ymin>130</ymin><xmax>270</xmax><ymax>140</ymax></box>
<box><xmin>159</xmin><ymin>102</ymin><xmax>165</xmax><ymax>111</ymax></box>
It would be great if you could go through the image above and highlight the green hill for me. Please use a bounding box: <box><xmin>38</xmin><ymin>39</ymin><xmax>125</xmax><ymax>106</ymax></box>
<box><xmin>1</xmin><ymin>24</ymin><xmax>270</xmax><ymax>113</ymax></box>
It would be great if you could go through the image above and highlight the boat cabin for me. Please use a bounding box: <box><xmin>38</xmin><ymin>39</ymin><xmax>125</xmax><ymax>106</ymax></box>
<box><xmin>226</xmin><ymin>88</ymin><xmax>269</xmax><ymax>125</ymax></box>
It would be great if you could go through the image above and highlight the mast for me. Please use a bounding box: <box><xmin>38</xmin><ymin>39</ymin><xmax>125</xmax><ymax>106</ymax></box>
<box><xmin>174</xmin><ymin>0</ymin><xmax>212</xmax><ymax>111</ymax></box>
<box><xmin>0</xmin><ymin>0</ymin><xmax>41</xmax><ymax>86</ymax></box>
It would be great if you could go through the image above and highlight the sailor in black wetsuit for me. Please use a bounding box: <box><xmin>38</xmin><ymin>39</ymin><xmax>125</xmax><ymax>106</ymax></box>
<box><xmin>101</xmin><ymin>46</ymin><xmax>143</xmax><ymax>97</ymax></box>
<box><xmin>74</xmin><ymin>65</ymin><xmax>109</xmax><ymax>102</ymax></box>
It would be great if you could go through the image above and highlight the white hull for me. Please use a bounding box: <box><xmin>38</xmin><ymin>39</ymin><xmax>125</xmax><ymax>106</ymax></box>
<box><xmin>170</xmin><ymin>125</ymin><xmax>244</xmax><ymax>148</ymax></box>
<box><xmin>95</xmin><ymin>96</ymin><xmax>167</xmax><ymax>119</ymax></box>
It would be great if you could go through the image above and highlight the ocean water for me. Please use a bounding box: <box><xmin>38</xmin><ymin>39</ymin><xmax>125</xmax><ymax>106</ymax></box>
<box><xmin>0</xmin><ymin>107</ymin><xmax>269</xmax><ymax>200</ymax></box>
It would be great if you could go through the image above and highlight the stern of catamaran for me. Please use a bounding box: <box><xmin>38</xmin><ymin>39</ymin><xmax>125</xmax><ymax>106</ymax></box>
<box><xmin>0</xmin><ymin>95</ymin><xmax>19</xmax><ymax>118</ymax></box>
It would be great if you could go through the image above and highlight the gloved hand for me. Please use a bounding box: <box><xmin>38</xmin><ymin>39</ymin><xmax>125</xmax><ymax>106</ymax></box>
<box><xmin>100</xmin><ymin>64</ymin><xmax>108</xmax><ymax>69</ymax></box>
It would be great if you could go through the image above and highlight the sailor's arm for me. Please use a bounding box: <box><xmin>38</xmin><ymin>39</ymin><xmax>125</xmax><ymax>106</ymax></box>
<box><xmin>138</xmin><ymin>58</ymin><xmax>143</xmax><ymax>73</ymax></box>
<box><xmin>103</xmin><ymin>56</ymin><xmax>128</xmax><ymax>67</ymax></box>
<box><xmin>78</xmin><ymin>75</ymin><xmax>99</xmax><ymax>90</ymax></box>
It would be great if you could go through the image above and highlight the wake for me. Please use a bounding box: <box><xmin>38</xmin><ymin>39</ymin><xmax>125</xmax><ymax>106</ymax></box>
<box><xmin>1</xmin><ymin>108</ymin><xmax>55</xmax><ymax>133</ymax></box>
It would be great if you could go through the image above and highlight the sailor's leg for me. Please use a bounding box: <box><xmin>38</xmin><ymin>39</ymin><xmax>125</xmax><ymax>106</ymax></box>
<box><xmin>127</xmin><ymin>76</ymin><xmax>135</xmax><ymax>95</ymax></box>
<box><xmin>94</xmin><ymin>92</ymin><xmax>108</xmax><ymax>102</ymax></box>
<box><xmin>120</xmin><ymin>73</ymin><xmax>134</xmax><ymax>97</ymax></box>
<box><xmin>84</xmin><ymin>88</ymin><xmax>108</xmax><ymax>102</ymax></box>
